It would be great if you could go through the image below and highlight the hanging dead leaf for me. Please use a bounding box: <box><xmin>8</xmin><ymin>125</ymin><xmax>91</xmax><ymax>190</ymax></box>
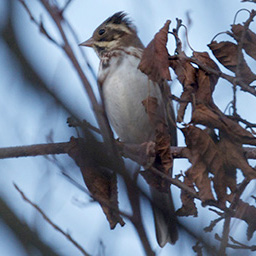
<box><xmin>231</xmin><ymin>24</ymin><xmax>256</xmax><ymax>60</ymax></box>
<box><xmin>142</xmin><ymin>97</ymin><xmax>172</xmax><ymax>171</ymax></box>
<box><xmin>193</xmin><ymin>51</ymin><xmax>220</xmax><ymax>87</ymax></box>
<box><xmin>208</xmin><ymin>41</ymin><xmax>256</xmax><ymax>85</ymax></box>
<box><xmin>169</xmin><ymin>51</ymin><xmax>197</xmax><ymax>122</ymax></box>
<box><xmin>213</xmin><ymin>138</ymin><xmax>237</xmax><ymax>207</ymax></box>
<box><xmin>208</xmin><ymin>41</ymin><xmax>237</xmax><ymax>71</ymax></box>
<box><xmin>68</xmin><ymin>137</ymin><xmax>125</xmax><ymax>229</ymax></box>
<box><xmin>139</xmin><ymin>20</ymin><xmax>171</xmax><ymax>83</ymax></box>
<box><xmin>142</xmin><ymin>96</ymin><xmax>173</xmax><ymax>192</ymax></box>
<box><xmin>193</xmin><ymin>51</ymin><xmax>220</xmax><ymax>105</ymax></box>
<box><xmin>192</xmin><ymin>104</ymin><xmax>256</xmax><ymax>145</ymax></box>
<box><xmin>181</xmin><ymin>126</ymin><xmax>218</xmax><ymax>203</ymax></box>
<box><xmin>117</xmin><ymin>140</ymin><xmax>156</xmax><ymax>167</ymax></box>
<box><xmin>176</xmin><ymin>175</ymin><xmax>198</xmax><ymax>217</ymax></box>
<box><xmin>218</xmin><ymin>135</ymin><xmax>256</xmax><ymax>180</ymax></box>
<box><xmin>232</xmin><ymin>198</ymin><xmax>256</xmax><ymax>240</ymax></box>
<box><xmin>169</xmin><ymin>51</ymin><xmax>197</xmax><ymax>87</ymax></box>
<box><xmin>176</xmin><ymin>87</ymin><xmax>194</xmax><ymax>123</ymax></box>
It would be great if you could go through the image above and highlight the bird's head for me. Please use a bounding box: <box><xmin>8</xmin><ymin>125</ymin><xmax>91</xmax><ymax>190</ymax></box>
<box><xmin>79</xmin><ymin>12</ymin><xmax>143</xmax><ymax>56</ymax></box>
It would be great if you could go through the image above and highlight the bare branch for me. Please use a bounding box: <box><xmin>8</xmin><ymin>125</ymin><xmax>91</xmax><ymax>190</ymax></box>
<box><xmin>0</xmin><ymin>197</ymin><xmax>60</xmax><ymax>256</ymax></box>
<box><xmin>0</xmin><ymin>142</ymin><xmax>70</xmax><ymax>159</ymax></box>
<box><xmin>1</xmin><ymin>141</ymin><xmax>256</xmax><ymax>161</ymax></box>
<box><xmin>14</xmin><ymin>183</ymin><xmax>91</xmax><ymax>256</ymax></box>
<box><xmin>18</xmin><ymin>0</ymin><xmax>59</xmax><ymax>46</ymax></box>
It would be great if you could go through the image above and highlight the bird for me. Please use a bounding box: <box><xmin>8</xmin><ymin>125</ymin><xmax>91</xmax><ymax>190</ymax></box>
<box><xmin>80</xmin><ymin>11</ymin><xmax>178</xmax><ymax>247</ymax></box>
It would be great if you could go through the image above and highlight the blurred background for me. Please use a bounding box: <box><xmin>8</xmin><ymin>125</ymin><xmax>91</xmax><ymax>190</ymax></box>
<box><xmin>0</xmin><ymin>0</ymin><xmax>256</xmax><ymax>255</ymax></box>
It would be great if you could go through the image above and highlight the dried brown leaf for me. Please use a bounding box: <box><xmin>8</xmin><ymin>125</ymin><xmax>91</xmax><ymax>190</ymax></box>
<box><xmin>182</xmin><ymin>126</ymin><xmax>217</xmax><ymax>202</ymax></box>
<box><xmin>169</xmin><ymin>51</ymin><xmax>197</xmax><ymax>87</ymax></box>
<box><xmin>192</xmin><ymin>104</ymin><xmax>256</xmax><ymax>145</ymax></box>
<box><xmin>117</xmin><ymin>141</ymin><xmax>156</xmax><ymax>167</ymax></box>
<box><xmin>169</xmin><ymin>51</ymin><xmax>197</xmax><ymax>122</ymax></box>
<box><xmin>142</xmin><ymin>97</ymin><xmax>172</xmax><ymax>172</ymax></box>
<box><xmin>68</xmin><ymin>137</ymin><xmax>125</xmax><ymax>229</ymax></box>
<box><xmin>231</xmin><ymin>24</ymin><xmax>256</xmax><ymax>60</ymax></box>
<box><xmin>139</xmin><ymin>20</ymin><xmax>171</xmax><ymax>83</ymax></box>
<box><xmin>233</xmin><ymin>199</ymin><xmax>256</xmax><ymax>240</ymax></box>
<box><xmin>192</xmin><ymin>241</ymin><xmax>203</xmax><ymax>256</ymax></box>
<box><xmin>182</xmin><ymin>126</ymin><xmax>243</xmax><ymax>206</ymax></box>
<box><xmin>193</xmin><ymin>51</ymin><xmax>220</xmax><ymax>105</ymax></box>
<box><xmin>176</xmin><ymin>175</ymin><xmax>198</xmax><ymax>217</ymax></box>
<box><xmin>142</xmin><ymin>96</ymin><xmax>173</xmax><ymax>192</ymax></box>
<box><xmin>176</xmin><ymin>87</ymin><xmax>194</xmax><ymax>123</ymax></box>
<box><xmin>218</xmin><ymin>135</ymin><xmax>256</xmax><ymax>180</ymax></box>
<box><xmin>208</xmin><ymin>41</ymin><xmax>256</xmax><ymax>85</ymax></box>
<box><xmin>208</xmin><ymin>41</ymin><xmax>238</xmax><ymax>71</ymax></box>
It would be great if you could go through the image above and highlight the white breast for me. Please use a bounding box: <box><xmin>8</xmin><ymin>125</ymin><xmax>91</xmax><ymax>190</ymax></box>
<box><xmin>99</xmin><ymin>49</ymin><xmax>163</xmax><ymax>144</ymax></box>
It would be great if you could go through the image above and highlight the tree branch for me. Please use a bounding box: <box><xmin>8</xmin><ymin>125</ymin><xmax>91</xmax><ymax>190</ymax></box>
<box><xmin>14</xmin><ymin>183</ymin><xmax>91</xmax><ymax>256</ymax></box>
<box><xmin>0</xmin><ymin>196</ymin><xmax>60</xmax><ymax>256</ymax></box>
<box><xmin>1</xmin><ymin>141</ymin><xmax>256</xmax><ymax>160</ymax></box>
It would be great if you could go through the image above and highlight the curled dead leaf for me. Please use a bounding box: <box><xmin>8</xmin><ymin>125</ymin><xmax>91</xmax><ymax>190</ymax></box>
<box><xmin>68</xmin><ymin>137</ymin><xmax>125</xmax><ymax>229</ymax></box>
<box><xmin>231</xmin><ymin>24</ymin><xmax>256</xmax><ymax>60</ymax></box>
<box><xmin>193</xmin><ymin>51</ymin><xmax>220</xmax><ymax>105</ymax></box>
<box><xmin>218</xmin><ymin>134</ymin><xmax>256</xmax><ymax>180</ymax></box>
<box><xmin>176</xmin><ymin>175</ymin><xmax>198</xmax><ymax>217</ymax></box>
<box><xmin>182</xmin><ymin>126</ymin><xmax>217</xmax><ymax>203</ymax></box>
<box><xmin>142</xmin><ymin>96</ymin><xmax>173</xmax><ymax>192</ymax></box>
<box><xmin>208</xmin><ymin>41</ymin><xmax>256</xmax><ymax>85</ymax></box>
<box><xmin>232</xmin><ymin>198</ymin><xmax>256</xmax><ymax>240</ymax></box>
<box><xmin>117</xmin><ymin>140</ymin><xmax>156</xmax><ymax>167</ymax></box>
<box><xmin>169</xmin><ymin>51</ymin><xmax>196</xmax><ymax>88</ymax></box>
<box><xmin>192</xmin><ymin>103</ymin><xmax>256</xmax><ymax>145</ymax></box>
<box><xmin>169</xmin><ymin>51</ymin><xmax>197</xmax><ymax>122</ymax></box>
<box><xmin>139</xmin><ymin>20</ymin><xmax>171</xmax><ymax>83</ymax></box>
<box><xmin>142</xmin><ymin>97</ymin><xmax>173</xmax><ymax>174</ymax></box>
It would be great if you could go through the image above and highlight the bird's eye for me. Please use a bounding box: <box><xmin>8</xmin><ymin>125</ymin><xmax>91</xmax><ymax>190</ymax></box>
<box><xmin>98</xmin><ymin>29</ymin><xmax>105</xmax><ymax>35</ymax></box>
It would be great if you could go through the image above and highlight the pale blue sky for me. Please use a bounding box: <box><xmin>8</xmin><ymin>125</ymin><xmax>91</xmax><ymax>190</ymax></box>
<box><xmin>0</xmin><ymin>0</ymin><xmax>256</xmax><ymax>255</ymax></box>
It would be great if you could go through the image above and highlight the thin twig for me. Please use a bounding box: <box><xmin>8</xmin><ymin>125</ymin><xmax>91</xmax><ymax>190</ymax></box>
<box><xmin>61</xmin><ymin>171</ymin><xmax>132</xmax><ymax>219</ymax></box>
<box><xmin>168</xmin><ymin>54</ymin><xmax>256</xmax><ymax>97</ymax></box>
<box><xmin>61</xmin><ymin>0</ymin><xmax>73</xmax><ymax>14</ymax></box>
<box><xmin>64</xmin><ymin>20</ymin><xmax>97</xmax><ymax>80</ymax></box>
<box><xmin>233</xmin><ymin>10</ymin><xmax>256</xmax><ymax>116</ymax></box>
<box><xmin>218</xmin><ymin>213</ymin><xmax>231</xmax><ymax>256</ymax></box>
<box><xmin>126</xmin><ymin>177</ymin><xmax>155</xmax><ymax>256</ymax></box>
<box><xmin>67</xmin><ymin>117</ymin><xmax>101</xmax><ymax>134</ymax></box>
<box><xmin>14</xmin><ymin>183</ymin><xmax>91</xmax><ymax>256</ymax></box>
<box><xmin>215</xmin><ymin>234</ymin><xmax>256</xmax><ymax>251</ymax></box>
<box><xmin>18</xmin><ymin>0</ymin><xmax>59</xmax><ymax>46</ymax></box>
<box><xmin>218</xmin><ymin>178</ymin><xmax>250</xmax><ymax>255</ymax></box>
<box><xmin>39</xmin><ymin>0</ymin><xmax>118</xmax><ymax>158</ymax></box>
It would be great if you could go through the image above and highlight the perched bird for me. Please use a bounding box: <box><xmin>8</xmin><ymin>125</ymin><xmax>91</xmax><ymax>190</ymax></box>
<box><xmin>80</xmin><ymin>11</ymin><xmax>178</xmax><ymax>247</ymax></box>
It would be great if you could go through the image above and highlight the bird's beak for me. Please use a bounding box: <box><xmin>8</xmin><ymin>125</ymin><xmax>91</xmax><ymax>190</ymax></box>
<box><xmin>79</xmin><ymin>37</ymin><xmax>94</xmax><ymax>47</ymax></box>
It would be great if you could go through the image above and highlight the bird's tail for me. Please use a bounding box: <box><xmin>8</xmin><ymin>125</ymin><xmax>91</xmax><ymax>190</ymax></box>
<box><xmin>151</xmin><ymin>186</ymin><xmax>178</xmax><ymax>247</ymax></box>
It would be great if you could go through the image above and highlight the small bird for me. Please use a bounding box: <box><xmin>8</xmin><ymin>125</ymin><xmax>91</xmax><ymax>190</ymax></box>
<box><xmin>80</xmin><ymin>11</ymin><xmax>178</xmax><ymax>247</ymax></box>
